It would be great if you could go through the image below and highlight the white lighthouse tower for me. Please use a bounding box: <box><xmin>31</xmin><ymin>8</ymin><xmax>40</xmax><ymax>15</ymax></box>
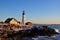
<box><xmin>22</xmin><ymin>11</ymin><xmax>26</xmax><ymax>25</ymax></box>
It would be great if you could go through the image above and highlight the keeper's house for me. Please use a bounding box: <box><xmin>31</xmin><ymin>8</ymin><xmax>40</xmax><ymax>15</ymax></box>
<box><xmin>5</xmin><ymin>18</ymin><xmax>20</xmax><ymax>25</ymax></box>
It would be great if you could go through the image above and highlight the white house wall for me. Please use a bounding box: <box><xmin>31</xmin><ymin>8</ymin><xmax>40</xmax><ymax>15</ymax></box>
<box><xmin>10</xmin><ymin>19</ymin><xmax>19</xmax><ymax>25</ymax></box>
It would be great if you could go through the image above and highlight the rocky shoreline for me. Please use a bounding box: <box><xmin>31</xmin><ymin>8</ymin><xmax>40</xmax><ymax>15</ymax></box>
<box><xmin>7</xmin><ymin>26</ymin><xmax>59</xmax><ymax>36</ymax></box>
<box><xmin>0</xmin><ymin>26</ymin><xmax>59</xmax><ymax>40</ymax></box>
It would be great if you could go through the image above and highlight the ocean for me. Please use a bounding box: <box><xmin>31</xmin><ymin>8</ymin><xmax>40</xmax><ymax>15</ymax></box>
<box><xmin>22</xmin><ymin>24</ymin><xmax>60</xmax><ymax>40</ymax></box>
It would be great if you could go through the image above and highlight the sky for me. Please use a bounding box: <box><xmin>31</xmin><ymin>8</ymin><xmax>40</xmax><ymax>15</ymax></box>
<box><xmin>0</xmin><ymin>0</ymin><xmax>60</xmax><ymax>24</ymax></box>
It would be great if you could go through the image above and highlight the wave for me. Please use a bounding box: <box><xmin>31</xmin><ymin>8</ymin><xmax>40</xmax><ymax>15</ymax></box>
<box><xmin>32</xmin><ymin>34</ymin><xmax>60</xmax><ymax>40</ymax></box>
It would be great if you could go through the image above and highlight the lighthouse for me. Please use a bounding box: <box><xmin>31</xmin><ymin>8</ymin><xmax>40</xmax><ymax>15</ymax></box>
<box><xmin>22</xmin><ymin>11</ymin><xmax>26</xmax><ymax>25</ymax></box>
